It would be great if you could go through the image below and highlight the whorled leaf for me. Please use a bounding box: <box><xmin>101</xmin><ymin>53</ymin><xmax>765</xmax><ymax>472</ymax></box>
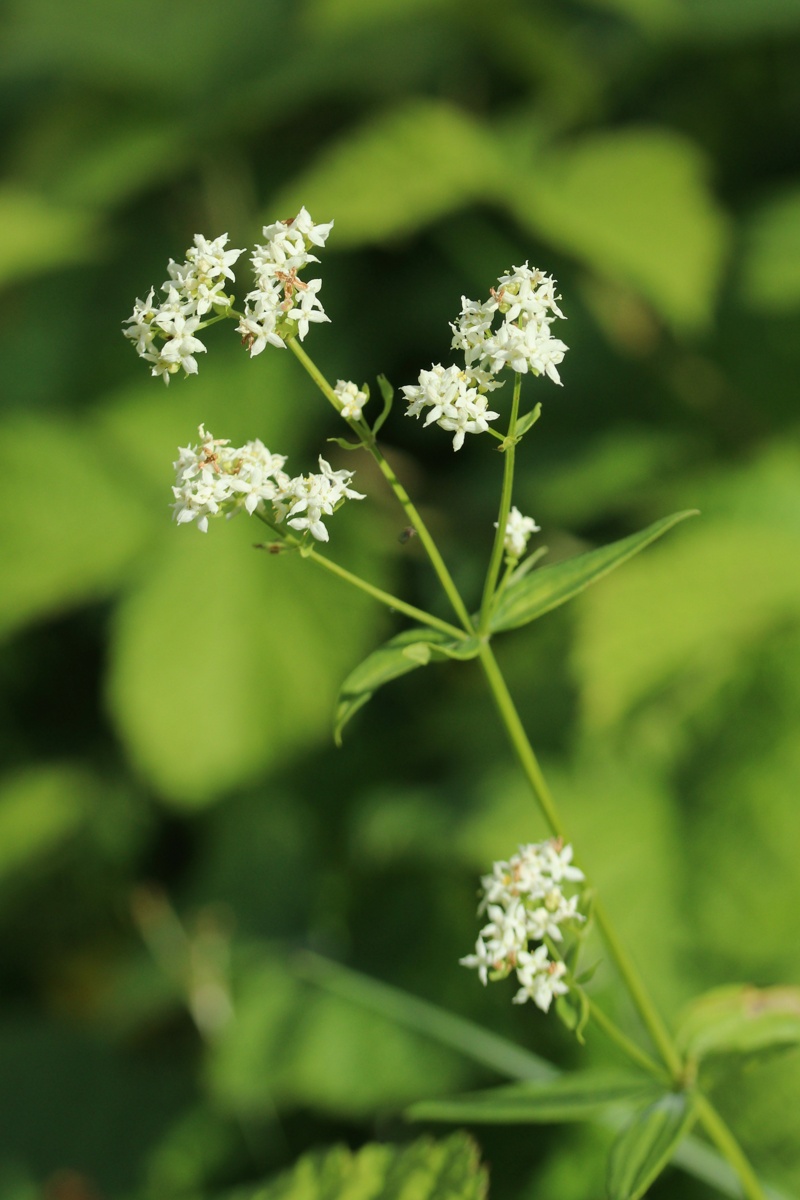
<box><xmin>407</xmin><ymin>1071</ymin><xmax>657</xmax><ymax>1125</ymax></box>
<box><xmin>334</xmin><ymin>627</ymin><xmax>479</xmax><ymax>744</ymax></box>
<box><xmin>247</xmin><ymin>1132</ymin><xmax>487</xmax><ymax>1200</ymax></box>
<box><xmin>607</xmin><ymin>1092</ymin><xmax>696</xmax><ymax>1200</ymax></box>
<box><xmin>491</xmin><ymin>511</ymin><xmax>697</xmax><ymax>633</ymax></box>
<box><xmin>675</xmin><ymin>984</ymin><xmax>800</xmax><ymax>1066</ymax></box>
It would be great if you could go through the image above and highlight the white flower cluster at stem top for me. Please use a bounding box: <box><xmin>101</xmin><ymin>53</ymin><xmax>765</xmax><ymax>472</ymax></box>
<box><xmin>172</xmin><ymin>425</ymin><xmax>364</xmax><ymax>540</ymax></box>
<box><xmin>237</xmin><ymin>207</ymin><xmax>333</xmax><ymax>357</ymax></box>
<box><xmin>460</xmin><ymin>839</ymin><xmax>584</xmax><ymax>1012</ymax></box>
<box><xmin>122</xmin><ymin>209</ymin><xmax>334</xmax><ymax>381</ymax></box>
<box><xmin>123</xmin><ymin>234</ymin><xmax>244</xmax><ymax>384</ymax></box>
<box><xmin>402</xmin><ymin>263</ymin><xmax>568</xmax><ymax>450</ymax></box>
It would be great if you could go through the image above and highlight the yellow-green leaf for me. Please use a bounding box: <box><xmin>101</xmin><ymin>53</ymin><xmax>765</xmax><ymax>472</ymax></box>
<box><xmin>676</xmin><ymin>985</ymin><xmax>800</xmax><ymax>1065</ymax></box>
<box><xmin>408</xmin><ymin>1072</ymin><xmax>656</xmax><ymax>1125</ymax></box>
<box><xmin>607</xmin><ymin>1093</ymin><xmax>696</xmax><ymax>1200</ymax></box>
<box><xmin>272</xmin><ymin>100</ymin><xmax>501</xmax><ymax>247</ymax></box>
<box><xmin>508</xmin><ymin>129</ymin><xmax>729</xmax><ymax>332</ymax></box>
<box><xmin>491</xmin><ymin>511</ymin><xmax>696</xmax><ymax>634</ymax></box>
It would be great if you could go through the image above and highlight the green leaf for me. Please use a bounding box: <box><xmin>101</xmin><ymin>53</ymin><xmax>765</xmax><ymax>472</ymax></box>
<box><xmin>272</xmin><ymin>100</ymin><xmax>500</xmax><ymax>246</ymax></box>
<box><xmin>607</xmin><ymin>1092</ymin><xmax>696</xmax><ymax>1200</ymax></box>
<box><xmin>739</xmin><ymin>184</ymin><xmax>800</xmax><ymax>313</ymax></box>
<box><xmin>513</xmin><ymin>402</ymin><xmax>542</xmax><ymax>441</ymax></box>
<box><xmin>0</xmin><ymin>185</ymin><xmax>104</xmax><ymax>291</ymax></box>
<box><xmin>555</xmin><ymin>985</ymin><xmax>591</xmax><ymax>1044</ymax></box>
<box><xmin>491</xmin><ymin>511</ymin><xmax>697</xmax><ymax>633</ymax></box>
<box><xmin>0</xmin><ymin>765</ymin><xmax>90</xmax><ymax>881</ymax></box>
<box><xmin>408</xmin><ymin>1072</ymin><xmax>656</xmax><ymax>1125</ymax></box>
<box><xmin>108</xmin><ymin>525</ymin><xmax>384</xmax><ymax>806</ymax></box>
<box><xmin>675</xmin><ymin>985</ymin><xmax>800</xmax><ymax>1066</ymax></box>
<box><xmin>208</xmin><ymin>954</ymin><xmax>468</xmax><ymax>1119</ymax></box>
<box><xmin>334</xmin><ymin>627</ymin><xmax>479</xmax><ymax>744</ymax></box>
<box><xmin>0</xmin><ymin>416</ymin><xmax>150</xmax><ymax>641</ymax></box>
<box><xmin>373</xmin><ymin>374</ymin><xmax>394</xmax><ymax>436</ymax></box>
<box><xmin>507</xmin><ymin>129</ymin><xmax>729</xmax><ymax>332</ymax></box>
<box><xmin>249</xmin><ymin>1132</ymin><xmax>487</xmax><ymax>1200</ymax></box>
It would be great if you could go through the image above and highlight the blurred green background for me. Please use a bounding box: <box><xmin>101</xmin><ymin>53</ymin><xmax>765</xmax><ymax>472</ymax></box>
<box><xmin>1</xmin><ymin>0</ymin><xmax>800</xmax><ymax>1196</ymax></box>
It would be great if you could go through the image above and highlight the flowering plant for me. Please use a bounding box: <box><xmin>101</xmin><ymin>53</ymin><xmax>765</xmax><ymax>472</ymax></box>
<box><xmin>124</xmin><ymin>210</ymin><xmax>787</xmax><ymax>1200</ymax></box>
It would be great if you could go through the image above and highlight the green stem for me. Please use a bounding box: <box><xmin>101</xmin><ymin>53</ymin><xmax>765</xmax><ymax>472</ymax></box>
<box><xmin>693</xmin><ymin>1093</ymin><xmax>767</xmax><ymax>1200</ymax></box>
<box><xmin>305</xmin><ymin>547</ymin><xmax>466</xmax><ymax>640</ymax></box>
<box><xmin>585</xmin><ymin>998</ymin><xmax>668</xmax><ymax>1082</ymax></box>
<box><xmin>287</xmin><ymin>337</ymin><xmax>474</xmax><ymax>633</ymax></box>
<box><xmin>479</xmin><ymin>371</ymin><xmax>521</xmax><ymax>633</ymax></box>
<box><xmin>476</xmin><ymin>640</ymin><xmax>683</xmax><ymax>1077</ymax></box>
<box><xmin>254</xmin><ymin>515</ymin><xmax>466</xmax><ymax>641</ymax></box>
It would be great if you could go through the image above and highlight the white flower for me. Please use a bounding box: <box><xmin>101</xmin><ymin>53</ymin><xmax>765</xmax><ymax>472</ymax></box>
<box><xmin>125</xmin><ymin>213</ymin><xmax>332</xmax><ymax>378</ymax></box>
<box><xmin>513</xmin><ymin>952</ymin><xmax>569</xmax><ymax>1012</ymax></box>
<box><xmin>334</xmin><ymin>380</ymin><xmax>368</xmax><ymax>421</ymax></box>
<box><xmin>275</xmin><ymin>457</ymin><xmax>365</xmax><ymax>543</ymax></box>
<box><xmin>461</xmin><ymin>838</ymin><xmax>584</xmax><ymax>1013</ymax></box>
<box><xmin>171</xmin><ymin>426</ymin><xmax>288</xmax><ymax>531</ymax></box>
<box><xmin>499</xmin><ymin>506</ymin><xmax>540</xmax><ymax>559</ymax></box>
<box><xmin>402</xmin><ymin>364</ymin><xmax>500</xmax><ymax>451</ymax></box>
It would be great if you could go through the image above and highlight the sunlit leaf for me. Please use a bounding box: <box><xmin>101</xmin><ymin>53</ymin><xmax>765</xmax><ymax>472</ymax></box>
<box><xmin>574</xmin><ymin>514</ymin><xmax>800</xmax><ymax>728</ymax></box>
<box><xmin>408</xmin><ymin>1072</ymin><xmax>656</xmax><ymax>1124</ymax></box>
<box><xmin>607</xmin><ymin>1092</ymin><xmax>696</xmax><ymax>1200</ymax></box>
<box><xmin>249</xmin><ymin>1133</ymin><xmax>487</xmax><ymax>1200</ymax></box>
<box><xmin>490</xmin><ymin>511</ymin><xmax>696</xmax><ymax>633</ymax></box>
<box><xmin>508</xmin><ymin>129</ymin><xmax>729</xmax><ymax>331</ymax></box>
<box><xmin>0</xmin><ymin>186</ymin><xmax>103</xmax><ymax>291</ymax></box>
<box><xmin>272</xmin><ymin>100</ymin><xmax>501</xmax><ymax>246</ymax></box>
<box><xmin>0</xmin><ymin>416</ymin><xmax>150</xmax><ymax>640</ymax></box>
<box><xmin>335</xmin><ymin>627</ymin><xmax>479</xmax><ymax>744</ymax></box>
<box><xmin>208</xmin><ymin>953</ymin><xmax>467</xmax><ymax>1117</ymax></box>
<box><xmin>0</xmin><ymin>765</ymin><xmax>90</xmax><ymax>880</ymax></box>
<box><xmin>676</xmin><ymin>985</ymin><xmax>800</xmax><ymax>1066</ymax></box>
<box><xmin>108</xmin><ymin>524</ymin><xmax>383</xmax><ymax>806</ymax></box>
<box><xmin>739</xmin><ymin>184</ymin><xmax>800</xmax><ymax>313</ymax></box>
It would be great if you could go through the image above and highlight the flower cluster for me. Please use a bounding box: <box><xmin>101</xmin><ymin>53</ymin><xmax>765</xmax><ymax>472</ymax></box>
<box><xmin>401</xmin><ymin>364</ymin><xmax>501</xmax><ymax>452</ymax></box>
<box><xmin>452</xmin><ymin>264</ymin><xmax>568</xmax><ymax>383</ymax></box>
<box><xmin>403</xmin><ymin>264</ymin><xmax>567</xmax><ymax>450</ymax></box>
<box><xmin>460</xmin><ymin>839</ymin><xmax>584</xmax><ymax>1012</ymax></box>
<box><xmin>334</xmin><ymin>379</ymin><xmax>369</xmax><ymax>421</ymax></box>
<box><xmin>172</xmin><ymin>425</ymin><xmax>363</xmax><ymax>541</ymax></box>
<box><xmin>501</xmin><ymin>506</ymin><xmax>541</xmax><ymax>559</ymax></box>
<box><xmin>123</xmin><ymin>235</ymin><xmax>244</xmax><ymax>384</ymax></box>
<box><xmin>237</xmin><ymin>208</ymin><xmax>333</xmax><ymax>357</ymax></box>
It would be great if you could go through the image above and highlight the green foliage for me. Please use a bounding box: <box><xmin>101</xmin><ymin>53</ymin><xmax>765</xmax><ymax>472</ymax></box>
<box><xmin>676</xmin><ymin>985</ymin><xmax>800</xmax><ymax>1068</ymax></box>
<box><xmin>245</xmin><ymin>1132</ymin><xmax>487</xmax><ymax>1200</ymax></box>
<box><xmin>273</xmin><ymin>101</ymin><xmax>501</xmax><ymax>247</ymax></box>
<box><xmin>1</xmin><ymin>1</ymin><xmax>799</xmax><ymax>1196</ymax></box>
<box><xmin>491</xmin><ymin>511</ymin><xmax>696</xmax><ymax>632</ymax></box>
<box><xmin>510</xmin><ymin>130</ymin><xmax>729</xmax><ymax>332</ymax></box>
<box><xmin>335</xmin><ymin>627</ymin><xmax>480</xmax><ymax>743</ymax></box>
<box><xmin>207</xmin><ymin>951</ymin><xmax>470</xmax><ymax>1118</ymax></box>
<box><xmin>606</xmin><ymin>1093</ymin><xmax>697</xmax><ymax>1200</ymax></box>
<box><xmin>408</xmin><ymin>1071</ymin><xmax>657</xmax><ymax>1124</ymax></box>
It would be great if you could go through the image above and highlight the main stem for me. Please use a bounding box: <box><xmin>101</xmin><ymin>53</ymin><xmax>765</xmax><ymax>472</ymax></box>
<box><xmin>284</xmin><ymin>336</ymin><xmax>764</xmax><ymax>1199</ymax></box>
<box><xmin>287</xmin><ymin>338</ymin><xmax>473</xmax><ymax>632</ymax></box>
<box><xmin>479</xmin><ymin>372</ymin><xmax>521</xmax><ymax>632</ymax></box>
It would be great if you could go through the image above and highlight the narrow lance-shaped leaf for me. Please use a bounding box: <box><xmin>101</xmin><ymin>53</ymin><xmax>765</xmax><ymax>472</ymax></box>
<box><xmin>334</xmin><ymin>627</ymin><xmax>479</xmax><ymax>744</ymax></box>
<box><xmin>408</xmin><ymin>1071</ymin><xmax>657</xmax><ymax>1125</ymax></box>
<box><xmin>372</xmin><ymin>374</ymin><xmax>394</xmax><ymax>436</ymax></box>
<box><xmin>607</xmin><ymin>1092</ymin><xmax>697</xmax><ymax>1200</ymax></box>
<box><xmin>675</xmin><ymin>984</ymin><xmax>800</xmax><ymax>1066</ymax></box>
<box><xmin>491</xmin><ymin>510</ymin><xmax>698</xmax><ymax>633</ymax></box>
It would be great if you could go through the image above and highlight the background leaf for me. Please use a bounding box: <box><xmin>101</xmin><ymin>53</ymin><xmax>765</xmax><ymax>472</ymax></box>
<box><xmin>247</xmin><ymin>1132</ymin><xmax>487</xmax><ymax>1200</ymax></box>
<box><xmin>607</xmin><ymin>1093</ymin><xmax>697</xmax><ymax>1200</ymax></box>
